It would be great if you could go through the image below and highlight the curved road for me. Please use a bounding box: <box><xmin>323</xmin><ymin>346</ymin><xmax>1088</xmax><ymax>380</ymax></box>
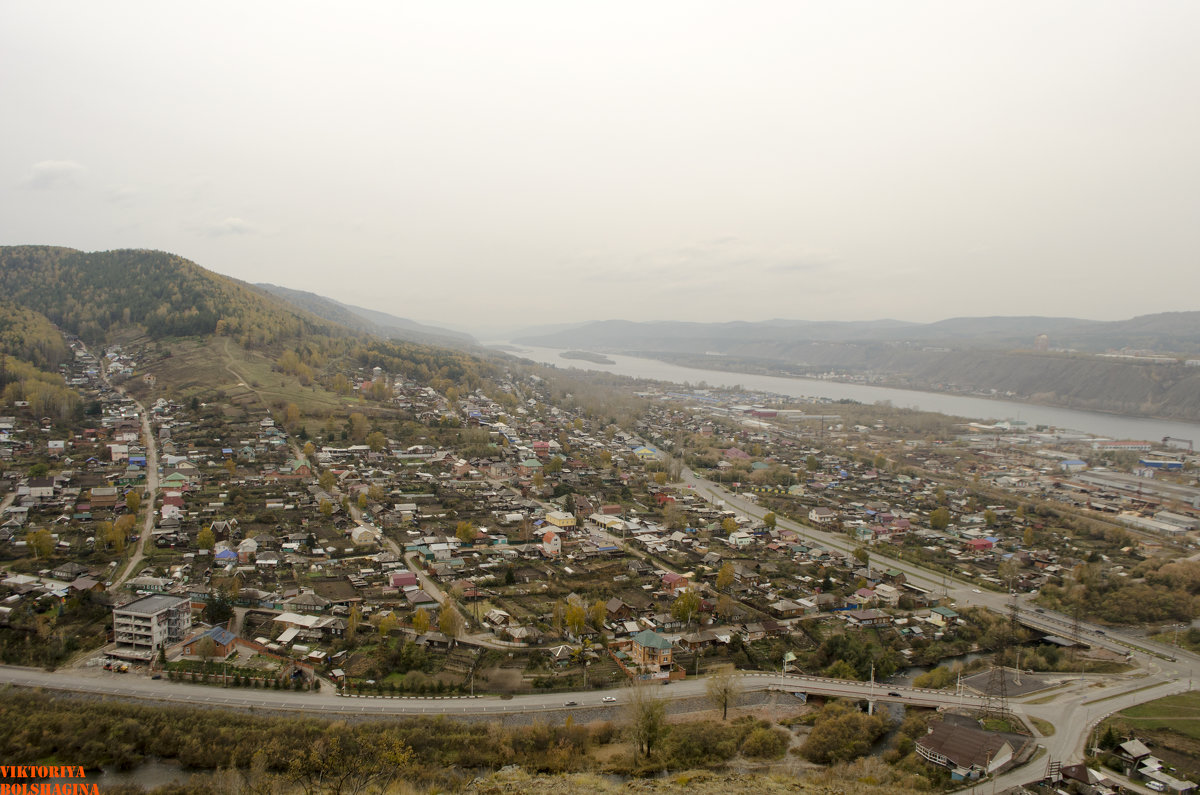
<box><xmin>680</xmin><ymin>468</ymin><xmax>1200</xmax><ymax>775</ymax></box>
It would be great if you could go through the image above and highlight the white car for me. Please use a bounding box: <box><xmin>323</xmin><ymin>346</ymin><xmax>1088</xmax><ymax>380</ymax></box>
<box><xmin>602</xmin><ymin>696</ymin><xmax>617</xmax><ymax>703</ymax></box>
<box><xmin>972</xmin><ymin>589</ymin><xmax>981</xmax><ymax>594</ymax></box>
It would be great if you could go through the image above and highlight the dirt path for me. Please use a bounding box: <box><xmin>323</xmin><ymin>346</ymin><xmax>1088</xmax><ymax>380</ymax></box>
<box><xmin>112</xmin><ymin>387</ymin><xmax>158</xmax><ymax>587</ymax></box>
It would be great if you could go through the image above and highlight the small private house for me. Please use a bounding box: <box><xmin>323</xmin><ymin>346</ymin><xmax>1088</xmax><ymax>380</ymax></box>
<box><xmin>928</xmin><ymin>606</ymin><xmax>959</xmax><ymax>627</ymax></box>
<box><xmin>629</xmin><ymin>629</ymin><xmax>673</xmax><ymax>670</ymax></box>
<box><xmin>545</xmin><ymin>511</ymin><xmax>576</xmax><ymax>531</ymax></box>
<box><xmin>542</xmin><ymin>530</ymin><xmax>561</xmax><ymax>557</ymax></box>
<box><xmin>182</xmin><ymin>625</ymin><xmax>238</xmax><ymax>659</ymax></box>
<box><xmin>808</xmin><ymin>507</ymin><xmax>837</xmax><ymax>525</ymax></box>
<box><xmin>916</xmin><ymin>721</ymin><xmax>1013</xmax><ymax>780</ymax></box>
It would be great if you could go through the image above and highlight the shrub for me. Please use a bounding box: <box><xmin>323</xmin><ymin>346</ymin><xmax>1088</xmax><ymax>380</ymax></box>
<box><xmin>741</xmin><ymin>727</ymin><xmax>789</xmax><ymax>759</ymax></box>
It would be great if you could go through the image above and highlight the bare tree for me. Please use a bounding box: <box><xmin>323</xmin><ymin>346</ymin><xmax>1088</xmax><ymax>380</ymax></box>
<box><xmin>625</xmin><ymin>678</ymin><xmax>666</xmax><ymax>761</ymax></box>
<box><xmin>705</xmin><ymin>664</ymin><xmax>741</xmax><ymax>721</ymax></box>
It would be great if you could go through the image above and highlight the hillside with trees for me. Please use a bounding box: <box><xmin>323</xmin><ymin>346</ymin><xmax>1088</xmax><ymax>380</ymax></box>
<box><xmin>0</xmin><ymin>246</ymin><xmax>339</xmax><ymax>347</ymax></box>
<box><xmin>0</xmin><ymin>299</ymin><xmax>81</xmax><ymax>421</ymax></box>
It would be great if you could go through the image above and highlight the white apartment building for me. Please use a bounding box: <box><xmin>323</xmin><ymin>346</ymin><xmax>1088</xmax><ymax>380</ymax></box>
<box><xmin>112</xmin><ymin>594</ymin><xmax>191</xmax><ymax>660</ymax></box>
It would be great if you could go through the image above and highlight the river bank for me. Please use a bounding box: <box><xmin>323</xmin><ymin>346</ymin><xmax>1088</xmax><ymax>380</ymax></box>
<box><xmin>501</xmin><ymin>343</ymin><xmax>1200</xmax><ymax>443</ymax></box>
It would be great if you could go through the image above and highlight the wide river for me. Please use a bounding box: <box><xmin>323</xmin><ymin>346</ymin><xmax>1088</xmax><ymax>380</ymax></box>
<box><xmin>505</xmin><ymin>344</ymin><xmax>1200</xmax><ymax>444</ymax></box>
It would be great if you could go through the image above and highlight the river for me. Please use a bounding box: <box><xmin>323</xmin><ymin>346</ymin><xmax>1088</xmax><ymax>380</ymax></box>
<box><xmin>503</xmin><ymin>344</ymin><xmax>1200</xmax><ymax>443</ymax></box>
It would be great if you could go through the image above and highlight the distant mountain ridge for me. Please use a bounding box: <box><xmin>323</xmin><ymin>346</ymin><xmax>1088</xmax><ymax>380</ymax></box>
<box><xmin>515</xmin><ymin>314</ymin><xmax>1200</xmax><ymax>354</ymax></box>
<box><xmin>255</xmin><ymin>283</ymin><xmax>474</xmax><ymax>347</ymax></box>
<box><xmin>515</xmin><ymin>313</ymin><xmax>1200</xmax><ymax>422</ymax></box>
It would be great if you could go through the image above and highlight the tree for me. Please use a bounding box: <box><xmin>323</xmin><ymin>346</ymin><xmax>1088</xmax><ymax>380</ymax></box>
<box><xmin>439</xmin><ymin>607</ymin><xmax>464</xmax><ymax>643</ymax></box>
<box><xmin>716</xmin><ymin>594</ymin><xmax>739</xmax><ymax>620</ymax></box>
<box><xmin>283</xmin><ymin>403</ymin><xmax>301</xmax><ymax>431</ymax></box>
<box><xmin>671</xmin><ymin>589</ymin><xmax>701</xmax><ymax>628</ymax></box>
<box><xmin>319</xmin><ymin>499</ymin><xmax>333</xmax><ymax>518</ymax></box>
<box><xmin>806</xmin><ymin>455</ymin><xmax>820</xmax><ymax>472</ymax></box>
<box><xmin>721</xmin><ymin>517</ymin><xmax>738</xmax><ymax>535</ymax></box>
<box><xmin>366</xmin><ymin>431</ymin><xmax>387</xmax><ymax>452</ymax></box>
<box><xmin>589</xmin><ymin>599</ymin><xmax>607</xmax><ymax>630</ymax></box>
<box><xmin>26</xmin><ymin>528</ymin><xmax>54</xmax><ymax>559</ymax></box>
<box><xmin>376</xmin><ymin>613</ymin><xmax>399</xmax><ymax>637</ymax></box>
<box><xmin>626</xmin><ymin>678</ymin><xmax>666</xmax><ymax>760</ymax></box>
<box><xmin>412</xmin><ymin>608</ymin><xmax>430</xmax><ymax>635</ymax></box>
<box><xmin>319</xmin><ymin>470</ymin><xmax>336</xmax><ymax>492</ymax></box>
<box><xmin>984</xmin><ymin>509</ymin><xmax>997</xmax><ymax>526</ymax></box>
<box><xmin>125</xmin><ymin>490</ymin><xmax>141</xmax><ymax>513</ymax></box>
<box><xmin>716</xmin><ymin>562</ymin><xmax>735</xmax><ymax>593</ymax></box>
<box><xmin>852</xmin><ymin>546</ymin><xmax>870</xmax><ymax>565</ymax></box>
<box><xmin>224</xmin><ymin>458</ymin><xmax>237</xmax><ymax>478</ymax></box>
<box><xmin>302</xmin><ymin>441</ymin><xmax>316</xmax><ymax>458</ymax></box>
<box><xmin>544</xmin><ymin>457</ymin><xmax>563</xmax><ymax>475</ymax></box>
<box><xmin>356</xmin><ymin>491</ymin><xmax>367</xmax><ymax>510</ymax></box>
<box><xmin>100</xmin><ymin>520</ymin><xmax>126</xmax><ymax>553</ymax></box>
<box><xmin>823</xmin><ymin>659</ymin><xmax>859</xmax><ymax>680</ymax></box>
<box><xmin>286</xmin><ymin>730</ymin><xmax>414</xmax><ymax>795</ymax></box>
<box><xmin>565</xmin><ymin>603</ymin><xmax>588</xmax><ymax>637</ymax></box>
<box><xmin>929</xmin><ymin>506</ymin><xmax>951</xmax><ymax>530</ymax></box>
<box><xmin>205</xmin><ymin>590</ymin><xmax>233</xmax><ymax>625</ymax></box>
<box><xmin>347</xmin><ymin>605</ymin><xmax>361</xmax><ymax>643</ymax></box>
<box><xmin>705</xmin><ymin>664</ymin><xmax>741</xmax><ymax>720</ymax></box>
<box><xmin>455</xmin><ymin>521</ymin><xmax>476</xmax><ymax>545</ymax></box>
<box><xmin>801</xmin><ymin>700</ymin><xmax>890</xmax><ymax>764</ymax></box>
<box><xmin>196</xmin><ymin>526</ymin><xmax>216</xmax><ymax>550</ymax></box>
<box><xmin>1023</xmin><ymin>526</ymin><xmax>1034</xmax><ymax>546</ymax></box>
<box><xmin>763</xmin><ymin>512</ymin><xmax>776</xmax><ymax>529</ymax></box>
<box><xmin>348</xmin><ymin>413</ymin><xmax>369</xmax><ymax>442</ymax></box>
<box><xmin>194</xmin><ymin>635</ymin><xmax>217</xmax><ymax>663</ymax></box>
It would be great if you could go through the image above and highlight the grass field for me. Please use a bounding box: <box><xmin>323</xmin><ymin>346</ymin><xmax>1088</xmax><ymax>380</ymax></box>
<box><xmin>1101</xmin><ymin>690</ymin><xmax>1200</xmax><ymax>781</ymax></box>
<box><xmin>1119</xmin><ymin>690</ymin><xmax>1200</xmax><ymax>737</ymax></box>
<box><xmin>135</xmin><ymin>336</ymin><xmax>355</xmax><ymax>417</ymax></box>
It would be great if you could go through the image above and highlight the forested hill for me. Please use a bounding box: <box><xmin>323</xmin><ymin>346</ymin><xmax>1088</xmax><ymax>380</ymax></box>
<box><xmin>255</xmin><ymin>283</ymin><xmax>475</xmax><ymax>347</ymax></box>
<box><xmin>0</xmin><ymin>299</ymin><xmax>81</xmax><ymax>420</ymax></box>
<box><xmin>0</xmin><ymin>246</ymin><xmax>340</xmax><ymax>347</ymax></box>
<box><xmin>0</xmin><ymin>245</ymin><xmax>501</xmax><ymax>402</ymax></box>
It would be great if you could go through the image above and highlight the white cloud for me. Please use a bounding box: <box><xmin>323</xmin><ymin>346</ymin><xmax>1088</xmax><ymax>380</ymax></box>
<box><xmin>19</xmin><ymin>160</ymin><xmax>85</xmax><ymax>190</ymax></box>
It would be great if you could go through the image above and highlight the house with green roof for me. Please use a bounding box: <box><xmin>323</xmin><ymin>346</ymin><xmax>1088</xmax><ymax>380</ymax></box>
<box><xmin>929</xmin><ymin>606</ymin><xmax>959</xmax><ymax>627</ymax></box>
<box><xmin>629</xmin><ymin>629</ymin><xmax>674</xmax><ymax>669</ymax></box>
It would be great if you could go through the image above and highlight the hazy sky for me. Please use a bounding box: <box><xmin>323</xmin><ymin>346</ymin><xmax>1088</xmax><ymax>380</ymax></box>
<box><xmin>3</xmin><ymin>2</ymin><xmax>1198</xmax><ymax>335</ymax></box>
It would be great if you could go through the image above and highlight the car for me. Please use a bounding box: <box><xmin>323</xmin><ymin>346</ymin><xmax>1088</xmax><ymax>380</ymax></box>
<box><xmin>1146</xmin><ymin>782</ymin><xmax>1166</xmax><ymax>792</ymax></box>
<box><xmin>971</xmin><ymin>588</ymin><xmax>981</xmax><ymax>594</ymax></box>
<box><xmin>1034</xmin><ymin>608</ymin><xmax>1045</xmax><ymax>613</ymax></box>
<box><xmin>602</xmin><ymin>696</ymin><xmax>617</xmax><ymax>703</ymax></box>
<box><xmin>887</xmin><ymin>691</ymin><xmax>902</xmax><ymax>697</ymax></box>
<box><xmin>563</xmin><ymin>701</ymin><xmax>577</xmax><ymax>707</ymax></box>
<box><xmin>151</xmin><ymin>674</ymin><xmax>162</xmax><ymax>680</ymax></box>
<box><xmin>1095</xmin><ymin>630</ymin><xmax>1106</xmax><ymax>635</ymax></box>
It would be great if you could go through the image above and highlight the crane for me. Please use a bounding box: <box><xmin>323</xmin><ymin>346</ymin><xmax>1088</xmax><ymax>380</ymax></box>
<box><xmin>1162</xmin><ymin>436</ymin><xmax>1194</xmax><ymax>452</ymax></box>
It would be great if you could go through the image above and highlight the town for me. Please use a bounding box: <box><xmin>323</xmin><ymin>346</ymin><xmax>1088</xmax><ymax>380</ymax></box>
<box><xmin>3</xmin><ymin>334</ymin><xmax>1199</xmax><ymax>792</ymax></box>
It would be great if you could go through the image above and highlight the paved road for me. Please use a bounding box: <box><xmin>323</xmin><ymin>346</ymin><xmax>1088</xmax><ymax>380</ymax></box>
<box><xmin>0</xmin><ymin>664</ymin><xmax>989</xmax><ymax>717</ymax></box>
<box><xmin>680</xmin><ymin>467</ymin><xmax>1200</xmax><ymax>775</ymax></box>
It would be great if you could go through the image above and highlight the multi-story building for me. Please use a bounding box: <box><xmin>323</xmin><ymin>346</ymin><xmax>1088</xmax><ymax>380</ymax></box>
<box><xmin>112</xmin><ymin>594</ymin><xmax>191</xmax><ymax>660</ymax></box>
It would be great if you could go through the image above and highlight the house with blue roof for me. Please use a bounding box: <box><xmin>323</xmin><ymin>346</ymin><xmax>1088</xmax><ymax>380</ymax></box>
<box><xmin>182</xmin><ymin>625</ymin><xmax>238</xmax><ymax>659</ymax></box>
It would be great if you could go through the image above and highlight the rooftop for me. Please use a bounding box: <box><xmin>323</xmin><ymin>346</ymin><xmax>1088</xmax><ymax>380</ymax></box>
<box><xmin>116</xmin><ymin>594</ymin><xmax>188</xmax><ymax>616</ymax></box>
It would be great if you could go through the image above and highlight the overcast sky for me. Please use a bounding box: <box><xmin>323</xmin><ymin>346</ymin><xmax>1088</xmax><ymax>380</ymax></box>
<box><xmin>3</xmin><ymin>2</ymin><xmax>1198</xmax><ymax>335</ymax></box>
